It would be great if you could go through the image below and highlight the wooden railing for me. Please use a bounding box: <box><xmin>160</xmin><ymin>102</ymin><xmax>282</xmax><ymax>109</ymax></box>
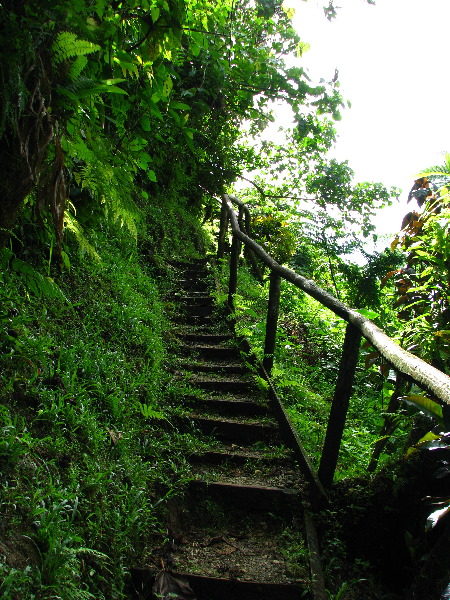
<box><xmin>218</xmin><ymin>194</ymin><xmax>450</xmax><ymax>491</ymax></box>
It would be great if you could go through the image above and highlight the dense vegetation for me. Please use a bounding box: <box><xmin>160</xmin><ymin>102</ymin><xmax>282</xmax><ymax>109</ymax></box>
<box><xmin>1</xmin><ymin>0</ymin><xmax>449</xmax><ymax>598</ymax></box>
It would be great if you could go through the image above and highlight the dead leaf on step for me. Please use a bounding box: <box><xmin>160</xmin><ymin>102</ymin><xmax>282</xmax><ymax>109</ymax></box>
<box><xmin>212</xmin><ymin>542</ymin><xmax>237</xmax><ymax>555</ymax></box>
<box><xmin>206</xmin><ymin>536</ymin><xmax>250</xmax><ymax>555</ymax></box>
<box><xmin>106</xmin><ymin>428</ymin><xmax>122</xmax><ymax>445</ymax></box>
<box><xmin>152</xmin><ymin>570</ymin><xmax>197</xmax><ymax>600</ymax></box>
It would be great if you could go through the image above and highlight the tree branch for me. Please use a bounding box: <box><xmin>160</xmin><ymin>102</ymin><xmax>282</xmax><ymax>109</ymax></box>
<box><xmin>237</xmin><ymin>176</ymin><xmax>315</xmax><ymax>202</ymax></box>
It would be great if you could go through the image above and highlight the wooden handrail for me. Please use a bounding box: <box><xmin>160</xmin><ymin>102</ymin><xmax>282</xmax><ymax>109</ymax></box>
<box><xmin>219</xmin><ymin>193</ymin><xmax>450</xmax><ymax>489</ymax></box>
<box><xmin>222</xmin><ymin>194</ymin><xmax>450</xmax><ymax>406</ymax></box>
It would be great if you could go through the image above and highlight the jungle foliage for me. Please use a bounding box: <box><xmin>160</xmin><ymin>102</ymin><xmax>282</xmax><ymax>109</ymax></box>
<box><xmin>1</xmin><ymin>0</ymin><xmax>449</xmax><ymax>598</ymax></box>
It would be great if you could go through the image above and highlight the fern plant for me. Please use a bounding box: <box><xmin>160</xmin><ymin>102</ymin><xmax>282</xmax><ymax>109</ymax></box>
<box><xmin>64</xmin><ymin>212</ymin><xmax>101</xmax><ymax>262</ymax></box>
<box><xmin>51</xmin><ymin>32</ymin><xmax>100</xmax><ymax>64</ymax></box>
<box><xmin>76</xmin><ymin>137</ymin><xmax>143</xmax><ymax>240</ymax></box>
<box><xmin>1</xmin><ymin>248</ymin><xmax>68</xmax><ymax>302</ymax></box>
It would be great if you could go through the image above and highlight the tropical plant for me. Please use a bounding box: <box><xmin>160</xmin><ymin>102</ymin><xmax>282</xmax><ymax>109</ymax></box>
<box><xmin>385</xmin><ymin>157</ymin><xmax>450</xmax><ymax>373</ymax></box>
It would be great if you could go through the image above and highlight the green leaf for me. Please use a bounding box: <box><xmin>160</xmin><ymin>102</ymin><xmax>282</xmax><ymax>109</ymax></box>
<box><xmin>61</xmin><ymin>250</ymin><xmax>71</xmax><ymax>271</ymax></box>
<box><xmin>296</xmin><ymin>41</ymin><xmax>310</xmax><ymax>58</ymax></box>
<box><xmin>190</xmin><ymin>30</ymin><xmax>208</xmax><ymax>51</ymax></box>
<box><xmin>101</xmin><ymin>83</ymin><xmax>128</xmax><ymax>95</ymax></box>
<box><xmin>140</xmin><ymin>115</ymin><xmax>151</xmax><ymax>131</ymax></box>
<box><xmin>163</xmin><ymin>76</ymin><xmax>173</xmax><ymax>98</ymax></box>
<box><xmin>103</xmin><ymin>78</ymin><xmax>127</xmax><ymax>85</ymax></box>
<box><xmin>191</xmin><ymin>43</ymin><xmax>201</xmax><ymax>57</ymax></box>
<box><xmin>170</xmin><ymin>101</ymin><xmax>191</xmax><ymax>111</ymax></box>
<box><xmin>147</xmin><ymin>170</ymin><xmax>157</xmax><ymax>182</ymax></box>
<box><xmin>357</xmin><ymin>308</ymin><xmax>380</xmax><ymax>320</ymax></box>
<box><xmin>137</xmin><ymin>152</ymin><xmax>152</xmax><ymax>170</ymax></box>
<box><xmin>137</xmin><ymin>402</ymin><xmax>164</xmax><ymax>419</ymax></box>
<box><xmin>149</xmin><ymin>101</ymin><xmax>163</xmax><ymax>121</ymax></box>
<box><xmin>400</xmin><ymin>394</ymin><xmax>444</xmax><ymax>426</ymax></box>
<box><xmin>129</xmin><ymin>137</ymin><xmax>147</xmax><ymax>152</ymax></box>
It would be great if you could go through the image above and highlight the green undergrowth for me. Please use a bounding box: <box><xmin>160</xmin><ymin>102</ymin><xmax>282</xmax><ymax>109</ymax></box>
<box><xmin>0</xmin><ymin>209</ymin><xmax>212</xmax><ymax>598</ymax></box>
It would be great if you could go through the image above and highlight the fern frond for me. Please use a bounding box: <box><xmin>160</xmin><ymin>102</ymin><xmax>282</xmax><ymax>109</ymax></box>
<box><xmin>418</xmin><ymin>167</ymin><xmax>449</xmax><ymax>177</ymax></box>
<box><xmin>80</xmin><ymin>159</ymin><xmax>142</xmax><ymax>240</ymax></box>
<box><xmin>7</xmin><ymin>254</ymin><xmax>69</xmax><ymax>302</ymax></box>
<box><xmin>58</xmin><ymin>77</ymin><xmax>127</xmax><ymax>100</ymax></box>
<box><xmin>58</xmin><ymin>77</ymin><xmax>102</xmax><ymax>100</ymax></box>
<box><xmin>52</xmin><ymin>32</ymin><xmax>100</xmax><ymax>64</ymax></box>
<box><xmin>68</xmin><ymin>55</ymin><xmax>88</xmax><ymax>81</ymax></box>
<box><xmin>64</xmin><ymin>213</ymin><xmax>101</xmax><ymax>262</ymax></box>
<box><xmin>63</xmin><ymin>133</ymin><xmax>95</xmax><ymax>164</ymax></box>
<box><xmin>94</xmin><ymin>0</ymin><xmax>108</xmax><ymax>19</ymax></box>
<box><xmin>418</xmin><ymin>154</ymin><xmax>450</xmax><ymax>179</ymax></box>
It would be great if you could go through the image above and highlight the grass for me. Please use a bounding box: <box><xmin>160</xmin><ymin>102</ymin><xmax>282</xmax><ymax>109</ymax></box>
<box><xmin>0</xmin><ymin>210</ymin><xmax>212</xmax><ymax>598</ymax></box>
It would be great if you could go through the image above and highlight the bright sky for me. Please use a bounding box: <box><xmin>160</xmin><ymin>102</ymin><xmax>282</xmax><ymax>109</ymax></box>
<box><xmin>286</xmin><ymin>0</ymin><xmax>450</xmax><ymax>236</ymax></box>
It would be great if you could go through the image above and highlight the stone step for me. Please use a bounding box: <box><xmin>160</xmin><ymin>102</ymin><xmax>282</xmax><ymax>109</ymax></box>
<box><xmin>173</xmin><ymin>314</ymin><xmax>214</xmax><ymax>326</ymax></box>
<box><xmin>177</xmin><ymin>304</ymin><xmax>214</xmax><ymax>317</ymax></box>
<box><xmin>174</xmin><ymin>295</ymin><xmax>213</xmax><ymax>306</ymax></box>
<box><xmin>178</xmin><ymin>333</ymin><xmax>234</xmax><ymax>344</ymax></box>
<box><xmin>191</xmin><ymin>378</ymin><xmax>253</xmax><ymax>394</ymax></box>
<box><xmin>131</xmin><ymin>569</ymin><xmax>306</xmax><ymax>600</ymax></box>
<box><xmin>188</xmin><ymin>450</ymin><xmax>293</xmax><ymax>467</ymax></box>
<box><xmin>188</xmin><ymin>452</ymin><xmax>301</xmax><ymax>490</ymax></box>
<box><xmin>178</xmin><ymin>279</ymin><xmax>210</xmax><ymax>291</ymax></box>
<box><xmin>190</xmin><ymin>416</ymin><xmax>279</xmax><ymax>444</ymax></box>
<box><xmin>188</xmin><ymin>480</ymin><xmax>300</xmax><ymax>513</ymax></box>
<box><xmin>179</xmin><ymin>344</ymin><xmax>240</xmax><ymax>360</ymax></box>
<box><xmin>181</xmin><ymin>362</ymin><xmax>246</xmax><ymax>375</ymax></box>
<box><xmin>187</xmin><ymin>396</ymin><xmax>269</xmax><ymax>417</ymax></box>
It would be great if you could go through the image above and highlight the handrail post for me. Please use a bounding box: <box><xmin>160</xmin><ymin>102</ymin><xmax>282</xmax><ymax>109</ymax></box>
<box><xmin>228</xmin><ymin>233</ymin><xmax>241</xmax><ymax>311</ymax></box>
<box><xmin>238</xmin><ymin>205</ymin><xmax>245</xmax><ymax>232</ymax></box>
<box><xmin>217</xmin><ymin>197</ymin><xmax>229</xmax><ymax>260</ymax></box>
<box><xmin>263</xmin><ymin>270</ymin><xmax>281</xmax><ymax>374</ymax></box>
<box><xmin>318</xmin><ymin>323</ymin><xmax>361</xmax><ymax>488</ymax></box>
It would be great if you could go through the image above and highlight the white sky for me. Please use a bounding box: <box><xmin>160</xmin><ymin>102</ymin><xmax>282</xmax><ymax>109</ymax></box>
<box><xmin>285</xmin><ymin>0</ymin><xmax>450</xmax><ymax>236</ymax></box>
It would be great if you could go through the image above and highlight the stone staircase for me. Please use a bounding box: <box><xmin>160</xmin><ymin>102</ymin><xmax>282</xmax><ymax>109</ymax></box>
<box><xmin>131</xmin><ymin>258</ymin><xmax>323</xmax><ymax>600</ymax></box>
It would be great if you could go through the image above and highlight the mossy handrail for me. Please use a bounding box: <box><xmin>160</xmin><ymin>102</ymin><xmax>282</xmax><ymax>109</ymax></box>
<box><xmin>219</xmin><ymin>193</ymin><xmax>450</xmax><ymax>488</ymax></box>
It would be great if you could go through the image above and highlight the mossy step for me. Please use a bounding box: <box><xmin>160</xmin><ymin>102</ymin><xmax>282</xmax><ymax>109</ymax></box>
<box><xmin>176</xmin><ymin>304</ymin><xmax>214</xmax><ymax>317</ymax></box>
<box><xmin>190</xmin><ymin>378</ymin><xmax>254</xmax><ymax>394</ymax></box>
<box><xmin>169</xmin><ymin>290</ymin><xmax>212</xmax><ymax>300</ymax></box>
<box><xmin>173</xmin><ymin>314</ymin><xmax>214</xmax><ymax>325</ymax></box>
<box><xmin>178</xmin><ymin>333</ymin><xmax>234</xmax><ymax>344</ymax></box>
<box><xmin>204</xmin><ymin>441</ymin><xmax>291</xmax><ymax>458</ymax></box>
<box><xmin>188</xmin><ymin>450</ymin><xmax>294</xmax><ymax>467</ymax></box>
<box><xmin>178</xmin><ymin>344</ymin><xmax>240</xmax><ymax>360</ymax></box>
<box><xmin>187</xmin><ymin>396</ymin><xmax>269</xmax><ymax>417</ymax></box>
<box><xmin>151</xmin><ymin>502</ymin><xmax>307</xmax><ymax>588</ymax></box>
<box><xmin>174</xmin><ymin>295</ymin><xmax>213</xmax><ymax>306</ymax></box>
<box><xmin>177</xmin><ymin>342</ymin><xmax>238</xmax><ymax>354</ymax></box>
<box><xmin>189</xmin><ymin>416</ymin><xmax>279</xmax><ymax>443</ymax></box>
<box><xmin>188</xmin><ymin>454</ymin><xmax>303</xmax><ymax>490</ymax></box>
<box><xmin>180</xmin><ymin>362</ymin><xmax>246</xmax><ymax>374</ymax></box>
<box><xmin>178</xmin><ymin>278</ymin><xmax>210</xmax><ymax>290</ymax></box>
<box><xmin>169</xmin><ymin>258</ymin><xmax>208</xmax><ymax>266</ymax></box>
<box><xmin>188</xmin><ymin>480</ymin><xmax>300</xmax><ymax>513</ymax></box>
